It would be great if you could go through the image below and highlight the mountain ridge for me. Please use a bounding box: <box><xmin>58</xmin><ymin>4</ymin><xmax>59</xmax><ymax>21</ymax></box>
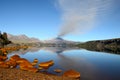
<box><xmin>7</xmin><ymin>34</ymin><xmax>40</xmax><ymax>43</ymax></box>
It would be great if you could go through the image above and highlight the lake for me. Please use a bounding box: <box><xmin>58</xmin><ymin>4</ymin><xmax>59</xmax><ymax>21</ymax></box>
<box><xmin>7</xmin><ymin>47</ymin><xmax>120</xmax><ymax>80</ymax></box>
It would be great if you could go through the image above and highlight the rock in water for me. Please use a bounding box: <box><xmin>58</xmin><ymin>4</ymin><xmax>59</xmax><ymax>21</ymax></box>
<box><xmin>33</xmin><ymin>58</ymin><xmax>38</xmax><ymax>63</ymax></box>
<box><xmin>39</xmin><ymin>60</ymin><xmax>54</xmax><ymax>69</ymax></box>
<box><xmin>54</xmin><ymin>69</ymin><xmax>62</xmax><ymax>73</ymax></box>
<box><xmin>63</xmin><ymin>69</ymin><xmax>80</xmax><ymax>79</ymax></box>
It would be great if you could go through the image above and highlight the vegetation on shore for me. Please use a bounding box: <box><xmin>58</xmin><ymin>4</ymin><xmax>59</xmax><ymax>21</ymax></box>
<box><xmin>77</xmin><ymin>38</ymin><xmax>120</xmax><ymax>54</ymax></box>
<box><xmin>0</xmin><ymin>31</ymin><xmax>11</xmax><ymax>48</ymax></box>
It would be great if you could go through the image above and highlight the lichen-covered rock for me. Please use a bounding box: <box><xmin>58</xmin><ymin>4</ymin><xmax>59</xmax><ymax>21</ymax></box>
<box><xmin>39</xmin><ymin>60</ymin><xmax>54</xmax><ymax>69</ymax></box>
<box><xmin>63</xmin><ymin>69</ymin><xmax>80</xmax><ymax>79</ymax></box>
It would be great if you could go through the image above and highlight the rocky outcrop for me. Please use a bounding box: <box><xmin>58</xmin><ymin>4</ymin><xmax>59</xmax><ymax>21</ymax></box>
<box><xmin>0</xmin><ymin>54</ymin><xmax>80</xmax><ymax>80</ymax></box>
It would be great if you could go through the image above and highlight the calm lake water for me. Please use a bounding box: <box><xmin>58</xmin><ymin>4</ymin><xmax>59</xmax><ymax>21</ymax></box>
<box><xmin>8</xmin><ymin>47</ymin><xmax>120</xmax><ymax>80</ymax></box>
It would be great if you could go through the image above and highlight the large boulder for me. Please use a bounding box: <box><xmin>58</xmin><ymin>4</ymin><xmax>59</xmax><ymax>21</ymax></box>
<box><xmin>63</xmin><ymin>69</ymin><xmax>80</xmax><ymax>79</ymax></box>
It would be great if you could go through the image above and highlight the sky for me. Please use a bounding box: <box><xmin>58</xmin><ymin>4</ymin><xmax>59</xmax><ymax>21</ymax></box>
<box><xmin>0</xmin><ymin>0</ymin><xmax>120</xmax><ymax>42</ymax></box>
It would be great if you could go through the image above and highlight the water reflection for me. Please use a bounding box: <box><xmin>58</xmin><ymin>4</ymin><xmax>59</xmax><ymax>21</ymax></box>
<box><xmin>9</xmin><ymin>47</ymin><xmax>41</xmax><ymax>55</ymax></box>
<box><xmin>40</xmin><ymin>47</ymin><xmax>80</xmax><ymax>53</ymax></box>
<box><xmin>7</xmin><ymin>47</ymin><xmax>120</xmax><ymax>80</ymax></box>
<box><xmin>57</xmin><ymin>53</ymin><xmax>98</xmax><ymax>80</ymax></box>
<box><xmin>9</xmin><ymin>46</ymin><xmax>120</xmax><ymax>56</ymax></box>
<box><xmin>81</xmin><ymin>47</ymin><xmax>120</xmax><ymax>54</ymax></box>
<box><xmin>9</xmin><ymin>46</ymin><xmax>80</xmax><ymax>55</ymax></box>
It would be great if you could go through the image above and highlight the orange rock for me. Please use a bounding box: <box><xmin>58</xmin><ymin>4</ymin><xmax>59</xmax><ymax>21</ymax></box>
<box><xmin>0</xmin><ymin>62</ymin><xmax>9</xmax><ymax>68</ymax></box>
<box><xmin>5</xmin><ymin>60</ymin><xmax>17</xmax><ymax>68</ymax></box>
<box><xmin>10</xmin><ymin>55</ymin><xmax>20</xmax><ymax>61</ymax></box>
<box><xmin>16</xmin><ymin>58</ymin><xmax>29</xmax><ymax>64</ymax></box>
<box><xmin>20</xmin><ymin>65</ymin><xmax>29</xmax><ymax>71</ymax></box>
<box><xmin>0</xmin><ymin>55</ymin><xmax>8</xmax><ymax>61</ymax></box>
<box><xmin>63</xmin><ymin>69</ymin><xmax>80</xmax><ymax>79</ymax></box>
<box><xmin>27</xmin><ymin>67</ymin><xmax>38</xmax><ymax>73</ymax></box>
<box><xmin>19</xmin><ymin>63</ymin><xmax>37</xmax><ymax>73</ymax></box>
<box><xmin>54</xmin><ymin>69</ymin><xmax>62</xmax><ymax>73</ymax></box>
<box><xmin>38</xmin><ymin>67</ymin><xmax>43</xmax><ymax>70</ymax></box>
<box><xmin>39</xmin><ymin>60</ymin><xmax>54</xmax><ymax>69</ymax></box>
<box><xmin>33</xmin><ymin>58</ymin><xmax>38</xmax><ymax>63</ymax></box>
<box><xmin>20</xmin><ymin>61</ymin><xmax>33</xmax><ymax>67</ymax></box>
<box><xmin>0</xmin><ymin>61</ymin><xmax>4</xmax><ymax>64</ymax></box>
<box><xmin>31</xmin><ymin>62</ymin><xmax>37</xmax><ymax>66</ymax></box>
<box><xmin>39</xmin><ymin>60</ymin><xmax>54</xmax><ymax>66</ymax></box>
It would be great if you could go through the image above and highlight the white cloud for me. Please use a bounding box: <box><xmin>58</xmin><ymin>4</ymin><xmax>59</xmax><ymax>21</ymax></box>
<box><xmin>57</xmin><ymin>0</ymin><xmax>113</xmax><ymax>37</ymax></box>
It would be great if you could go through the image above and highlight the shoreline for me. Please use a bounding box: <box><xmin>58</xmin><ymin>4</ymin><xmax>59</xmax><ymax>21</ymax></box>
<box><xmin>0</xmin><ymin>68</ymin><xmax>79</xmax><ymax>80</ymax></box>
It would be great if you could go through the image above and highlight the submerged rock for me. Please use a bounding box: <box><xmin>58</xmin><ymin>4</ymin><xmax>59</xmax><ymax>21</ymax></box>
<box><xmin>54</xmin><ymin>69</ymin><xmax>62</xmax><ymax>73</ymax></box>
<box><xmin>38</xmin><ymin>67</ymin><xmax>43</xmax><ymax>70</ymax></box>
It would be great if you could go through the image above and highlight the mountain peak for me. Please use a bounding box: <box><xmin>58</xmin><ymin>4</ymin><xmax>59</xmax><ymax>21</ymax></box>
<box><xmin>55</xmin><ymin>37</ymin><xmax>63</xmax><ymax>40</ymax></box>
<box><xmin>43</xmin><ymin>37</ymin><xmax>75</xmax><ymax>44</ymax></box>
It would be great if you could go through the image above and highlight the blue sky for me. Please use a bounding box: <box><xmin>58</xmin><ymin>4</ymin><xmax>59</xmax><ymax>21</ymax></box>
<box><xmin>0</xmin><ymin>0</ymin><xmax>120</xmax><ymax>42</ymax></box>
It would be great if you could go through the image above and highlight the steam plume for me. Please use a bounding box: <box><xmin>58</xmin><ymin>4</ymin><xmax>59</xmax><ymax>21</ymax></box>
<box><xmin>57</xmin><ymin>0</ymin><xmax>112</xmax><ymax>37</ymax></box>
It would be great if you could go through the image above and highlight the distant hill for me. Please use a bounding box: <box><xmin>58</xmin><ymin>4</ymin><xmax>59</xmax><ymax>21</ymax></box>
<box><xmin>77</xmin><ymin>38</ymin><xmax>120</xmax><ymax>54</ymax></box>
<box><xmin>7</xmin><ymin>34</ymin><xmax>40</xmax><ymax>43</ymax></box>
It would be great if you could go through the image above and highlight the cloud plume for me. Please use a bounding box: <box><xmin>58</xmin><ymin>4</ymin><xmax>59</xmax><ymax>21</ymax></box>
<box><xmin>57</xmin><ymin>0</ymin><xmax>112</xmax><ymax>37</ymax></box>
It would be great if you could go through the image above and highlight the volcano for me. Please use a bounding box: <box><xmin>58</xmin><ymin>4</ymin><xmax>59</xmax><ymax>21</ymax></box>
<box><xmin>43</xmin><ymin>37</ymin><xmax>75</xmax><ymax>44</ymax></box>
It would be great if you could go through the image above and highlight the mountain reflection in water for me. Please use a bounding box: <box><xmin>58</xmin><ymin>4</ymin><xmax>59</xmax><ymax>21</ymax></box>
<box><xmin>7</xmin><ymin>47</ymin><xmax>120</xmax><ymax>80</ymax></box>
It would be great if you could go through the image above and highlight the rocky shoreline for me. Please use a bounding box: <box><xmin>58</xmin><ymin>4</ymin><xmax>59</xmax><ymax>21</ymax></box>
<box><xmin>0</xmin><ymin>54</ymin><xmax>80</xmax><ymax>80</ymax></box>
<box><xmin>0</xmin><ymin>68</ymin><xmax>78</xmax><ymax>80</ymax></box>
